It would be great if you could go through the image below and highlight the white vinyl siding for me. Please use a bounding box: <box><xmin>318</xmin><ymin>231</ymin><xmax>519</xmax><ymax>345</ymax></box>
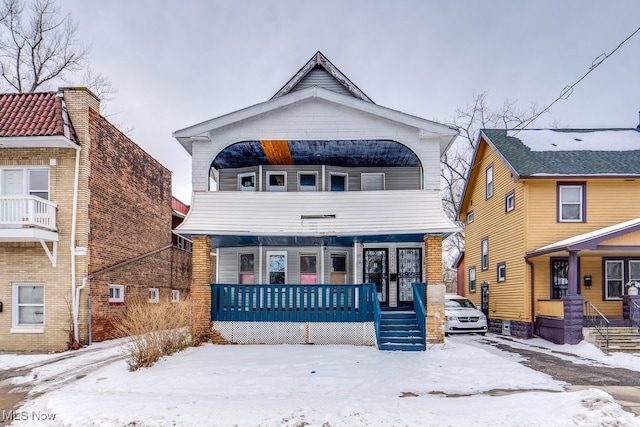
<box><xmin>179</xmin><ymin>191</ymin><xmax>459</xmax><ymax>238</ymax></box>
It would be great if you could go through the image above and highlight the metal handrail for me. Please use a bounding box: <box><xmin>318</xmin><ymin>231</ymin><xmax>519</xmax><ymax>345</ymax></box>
<box><xmin>630</xmin><ymin>300</ymin><xmax>640</xmax><ymax>332</ymax></box>
<box><xmin>371</xmin><ymin>285</ymin><xmax>381</xmax><ymax>348</ymax></box>
<box><xmin>584</xmin><ymin>301</ymin><xmax>610</xmax><ymax>353</ymax></box>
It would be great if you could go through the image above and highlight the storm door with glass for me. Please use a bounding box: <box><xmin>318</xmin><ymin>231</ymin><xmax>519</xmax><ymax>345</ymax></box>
<box><xmin>364</xmin><ymin>249</ymin><xmax>388</xmax><ymax>306</ymax></box>
<box><xmin>397</xmin><ymin>248</ymin><xmax>422</xmax><ymax>306</ymax></box>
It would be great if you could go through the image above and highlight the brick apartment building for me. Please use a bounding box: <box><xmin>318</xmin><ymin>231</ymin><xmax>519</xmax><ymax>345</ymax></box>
<box><xmin>0</xmin><ymin>87</ymin><xmax>191</xmax><ymax>352</ymax></box>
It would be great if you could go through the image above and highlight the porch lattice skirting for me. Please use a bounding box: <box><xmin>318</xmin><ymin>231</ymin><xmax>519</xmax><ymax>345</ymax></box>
<box><xmin>213</xmin><ymin>321</ymin><xmax>376</xmax><ymax>345</ymax></box>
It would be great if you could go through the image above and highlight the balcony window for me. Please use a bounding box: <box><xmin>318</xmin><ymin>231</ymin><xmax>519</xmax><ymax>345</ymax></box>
<box><xmin>361</xmin><ymin>173</ymin><xmax>384</xmax><ymax>191</ymax></box>
<box><xmin>267</xmin><ymin>172</ymin><xmax>287</xmax><ymax>192</ymax></box>
<box><xmin>298</xmin><ymin>172</ymin><xmax>317</xmax><ymax>192</ymax></box>
<box><xmin>330</xmin><ymin>173</ymin><xmax>347</xmax><ymax>191</ymax></box>
<box><xmin>238</xmin><ymin>173</ymin><xmax>256</xmax><ymax>191</ymax></box>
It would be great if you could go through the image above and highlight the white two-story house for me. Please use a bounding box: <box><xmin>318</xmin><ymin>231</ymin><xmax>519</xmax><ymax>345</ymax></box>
<box><xmin>174</xmin><ymin>52</ymin><xmax>459</xmax><ymax>349</ymax></box>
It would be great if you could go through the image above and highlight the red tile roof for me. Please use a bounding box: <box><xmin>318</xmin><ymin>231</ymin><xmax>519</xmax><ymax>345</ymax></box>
<box><xmin>0</xmin><ymin>91</ymin><xmax>76</xmax><ymax>141</ymax></box>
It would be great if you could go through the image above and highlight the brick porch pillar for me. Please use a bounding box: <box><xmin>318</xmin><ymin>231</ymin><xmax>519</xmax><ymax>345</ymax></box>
<box><xmin>191</xmin><ymin>235</ymin><xmax>212</xmax><ymax>344</ymax></box>
<box><xmin>425</xmin><ymin>234</ymin><xmax>445</xmax><ymax>344</ymax></box>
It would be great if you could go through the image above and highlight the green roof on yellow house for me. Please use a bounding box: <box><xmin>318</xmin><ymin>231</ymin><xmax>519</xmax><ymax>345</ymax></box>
<box><xmin>481</xmin><ymin>128</ymin><xmax>640</xmax><ymax>178</ymax></box>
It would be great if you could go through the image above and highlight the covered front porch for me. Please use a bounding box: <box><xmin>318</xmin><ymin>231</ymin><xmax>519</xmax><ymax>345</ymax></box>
<box><xmin>529</xmin><ymin>218</ymin><xmax>640</xmax><ymax>346</ymax></box>
<box><xmin>209</xmin><ymin>282</ymin><xmax>427</xmax><ymax>350</ymax></box>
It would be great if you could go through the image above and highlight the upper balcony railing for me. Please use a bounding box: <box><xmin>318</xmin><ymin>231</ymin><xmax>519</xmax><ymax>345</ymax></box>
<box><xmin>0</xmin><ymin>196</ymin><xmax>57</xmax><ymax>231</ymax></box>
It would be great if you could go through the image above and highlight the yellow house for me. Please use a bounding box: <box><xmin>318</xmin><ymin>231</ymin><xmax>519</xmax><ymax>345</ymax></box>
<box><xmin>458</xmin><ymin>129</ymin><xmax>640</xmax><ymax>344</ymax></box>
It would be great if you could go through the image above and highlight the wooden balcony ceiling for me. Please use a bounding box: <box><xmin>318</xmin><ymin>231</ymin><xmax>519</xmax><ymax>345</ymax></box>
<box><xmin>212</xmin><ymin>139</ymin><xmax>420</xmax><ymax>169</ymax></box>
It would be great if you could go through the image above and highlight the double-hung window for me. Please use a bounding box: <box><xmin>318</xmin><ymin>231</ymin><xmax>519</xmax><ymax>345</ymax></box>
<box><xmin>299</xmin><ymin>253</ymin><xmax>318</xmax><ymax>284</ymax></box>
<box><xmin>481</xmin><ymin>238</ymin><xmax>489</xmax><ymax>270</ymax></box>
<box><xmin>468</xmin><ymin>267</ymin><xmax>476</xmax><ymax>293</ymax></box>
<box><xmin>558</xmin><ymin>183</ymin><xmax>585</xmax><ymax>222</ymax></box>
<box><xmin>485</xmin><ymin>165</ymin><xmax>494</xmax><ymax>199</ymax></box>
<box><xmin>13</xmin><ymin>283</ymin><xmax>45</xmax><ymax>331</ymax></box>
<box><xmin>239</xmin><ymin>253</ymin><xmax>255</xmax><ymax>284</ymax></box>
<box><xmin>605</xmin><ymin>260</ymin><xmax>624</xmax><ymax>300</ymax></box>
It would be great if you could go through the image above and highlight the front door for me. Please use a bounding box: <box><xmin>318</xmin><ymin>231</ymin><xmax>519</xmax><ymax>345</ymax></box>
<box><xmin>397</xmin><ymin>248</ymin><xmax>422</xmax><ymax>306</ymax></box>
<box><xmin>480</xmin><ymin>283</ymin><xmax>489</xmax><ymax>319</ymax></box>
<box><xmin>364</xmin><ymin>249</ymin><xmax>388</xmax><ymax>306</ymax></box>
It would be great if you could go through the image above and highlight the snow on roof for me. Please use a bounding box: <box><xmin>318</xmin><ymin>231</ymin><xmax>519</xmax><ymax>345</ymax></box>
<box><xmin>507</xmin><ymin>129</ymin><xmax>640</xmax><ymax>152</ymax></box>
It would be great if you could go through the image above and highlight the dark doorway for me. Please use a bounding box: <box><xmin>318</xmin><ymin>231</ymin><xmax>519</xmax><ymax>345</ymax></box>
<box><xmin>480</xmin><ymin>283</ymin><xmax>490</xmax><ymax>319</ymax></box>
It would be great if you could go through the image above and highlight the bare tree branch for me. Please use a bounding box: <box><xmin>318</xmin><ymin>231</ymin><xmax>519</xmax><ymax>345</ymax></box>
<box><xmin>440</xmin><ymin>92</ymin><xmax>544</xmax><ymax>265</ymax></box>
<box><xmin>0</xmin><ymin>0</ymin><xmax>109</xmax><ymax>101</ymax></box>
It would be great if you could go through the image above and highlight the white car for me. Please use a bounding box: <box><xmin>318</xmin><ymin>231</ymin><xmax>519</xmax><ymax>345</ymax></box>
<box><xmin>444</xmin><ymin>294</ymin><xmax>488</xmax><ymax>335</ymax></box>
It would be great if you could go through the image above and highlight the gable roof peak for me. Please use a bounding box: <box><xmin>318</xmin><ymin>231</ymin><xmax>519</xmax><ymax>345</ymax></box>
<box><xmin>271</xmin><ymin>51</ymin><xmax>373</xmax><ymax>103</ymax></box>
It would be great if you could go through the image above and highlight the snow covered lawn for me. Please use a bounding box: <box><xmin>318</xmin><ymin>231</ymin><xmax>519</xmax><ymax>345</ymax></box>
<box><xmin>5</xmin><ymin>335</ymin><xmax>640</xmax><ymax>426</ymax></box>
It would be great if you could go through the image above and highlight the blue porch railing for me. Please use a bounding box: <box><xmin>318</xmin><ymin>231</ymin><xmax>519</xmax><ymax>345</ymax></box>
<box><xmin>372</xmin><ymin>285</ymin><xmax>382</xmax><ymax>347</ymax></box>
<box><xmin>412</xmin><ymin>282</ymin><xmax>427</xmax><ymax>342</ymax></box>
<box><xmin>211</xmin><ymin>283</ymin><xmax>377</xmax><ymax>322</ymax></box>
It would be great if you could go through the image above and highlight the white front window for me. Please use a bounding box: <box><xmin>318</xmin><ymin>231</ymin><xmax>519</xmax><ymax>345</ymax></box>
<box><xmin>171</xmin><ymin>290</ymin><xmax>180</xmax><ymax>303</ymax></box>
<box><xmin>13</xmin><ymin>283</ymin><xmax>45</xmax><ymax>330</ymax></box>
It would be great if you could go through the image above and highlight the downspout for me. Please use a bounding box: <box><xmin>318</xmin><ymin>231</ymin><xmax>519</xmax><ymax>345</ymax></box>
<box><xmin>70</xmin><ymin>145</ymin><xmax>81</xmax><ymax>345</ymax></box>
<box><xmin>525</xmin><ymin>255</ymin><xmax>536</xmax><ymax>337</ymax></box>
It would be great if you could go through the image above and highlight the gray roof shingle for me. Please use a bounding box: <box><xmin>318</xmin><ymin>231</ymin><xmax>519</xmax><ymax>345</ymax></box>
<box><xmin>482</xmin><ymin>129</ymin><xmax>640</xmax><ymax>176</ymax></box>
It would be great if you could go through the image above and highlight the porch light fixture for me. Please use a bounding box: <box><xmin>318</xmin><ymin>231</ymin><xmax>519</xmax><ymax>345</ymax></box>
<box><xmin>583</xmin><ymin>275</ymin><xmax>592</xmax><ymax>289</ymax></box>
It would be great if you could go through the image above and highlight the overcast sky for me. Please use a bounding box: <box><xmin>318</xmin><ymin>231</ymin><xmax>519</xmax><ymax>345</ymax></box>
<box><xmin>57</xmin><ymin>0</ymin><xmax>640</xmax><ymax>202</ymax></box>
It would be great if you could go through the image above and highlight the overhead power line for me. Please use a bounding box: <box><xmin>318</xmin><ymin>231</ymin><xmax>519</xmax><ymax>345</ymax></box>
<box><xmin>513</xmin><ymin>24</ymin><xmax>640</xmax><ymax>135</ymax></box>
